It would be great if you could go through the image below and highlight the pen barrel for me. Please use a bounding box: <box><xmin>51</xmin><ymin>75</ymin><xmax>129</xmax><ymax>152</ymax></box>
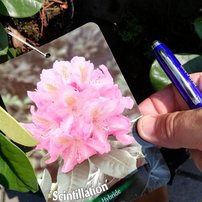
<box><xmin>152</xmin><ymin>41</ymin><xmax>202</xmax><ymax>109</ymax></box>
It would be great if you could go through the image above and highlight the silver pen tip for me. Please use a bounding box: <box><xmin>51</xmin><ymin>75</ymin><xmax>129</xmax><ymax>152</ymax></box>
<box><xmin>151</xmin><ymin>40</ymin><xmax>161</xmax><ymax>50</ymax></box>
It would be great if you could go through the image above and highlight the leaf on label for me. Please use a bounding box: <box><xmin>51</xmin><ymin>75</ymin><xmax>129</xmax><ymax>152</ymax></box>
<box><xmin>38</xmin><ymin>169</ymin><xmax>52</xmax><ymax>201</ymax></box>
<box><xmin>121</xmin><ymin>144</ymin><xmax>143</xmax><ymax>157</ymax></box>
<box><xmin>57</xmin><ymin>160</ymin><xmax>89</xmax><ymax>194</ymax></box>
<box><xmin>108</xmin><ymin>138</ymin><xmax>125</xmax><ymax>149</ymax></box>
<box><xmin>0</xmin><ymin>132</ymin><xmax>38</xmax><ymax>192</ymax></box>
<box><xmin>90</xmin><ymin>148</ymin><xmax>137</xmax><ymax>178</ymax></box>
<box><xmin>86</xmin><ymin>160</ymin><xmax>105</xmax><ymax>190</ymax></box>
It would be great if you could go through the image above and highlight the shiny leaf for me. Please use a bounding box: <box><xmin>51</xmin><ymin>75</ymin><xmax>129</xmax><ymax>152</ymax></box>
<box><xmin>0</xmin><ymin>106</ymin><xmax>38</xmax><ymax>147</ymax></box>
<box><xmin>0</xmin><ymin>132</ymin><xmax>38</xmax><ymax>192</ymax></box>
<box><xmin>0</xmin><ymin>0</ymin><xmax>43</xmax><ymax>18</ymax></box>
<box><xmin>150</xmin><ymin>54</ymin><xmax>202</xmax><ymax>91</ymax></box>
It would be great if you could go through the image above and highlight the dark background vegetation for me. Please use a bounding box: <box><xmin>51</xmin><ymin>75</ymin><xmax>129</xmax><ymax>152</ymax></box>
<box><xmin>72</xmin><ymin>0</ymin><xmax>202</xmax><ymax>102</ymax></box>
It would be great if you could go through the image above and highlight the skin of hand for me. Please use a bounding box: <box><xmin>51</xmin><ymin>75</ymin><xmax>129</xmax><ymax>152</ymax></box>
<box><xmin>137</xmin><ymin>73</ymin><xmax>202</xmax><ymax>171</ymax></box>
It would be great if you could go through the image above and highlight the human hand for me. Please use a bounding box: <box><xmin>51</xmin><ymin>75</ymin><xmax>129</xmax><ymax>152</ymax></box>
<box><xmin>137</xmin><ymin>73</ymin><xmax>202</xmax><ymax>170</ymax></box>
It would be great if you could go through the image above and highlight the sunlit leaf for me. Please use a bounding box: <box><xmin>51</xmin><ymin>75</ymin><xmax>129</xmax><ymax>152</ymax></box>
<box><xmin>150</xmin><ymin>54</ymin><xmax>202</xmax><ymax>91</ymax></box>
<box><xmin>0</xmin><ymin>106</ymin><xmax>38</xmax><ymax>147</ymax></box>
<box><xmin>0</xmin><ymin>132</ymin><xmax>38</xmax><ymax>192</ymax></box>
<box><xmin>0</xmin><ymin>0</ymin><xmax>43</xmax><ymax>18</ymax></box>
<box><xmin>149</xmin><ymin>59</ymin><xmax>171</xmax><ymax>91</ymax></box>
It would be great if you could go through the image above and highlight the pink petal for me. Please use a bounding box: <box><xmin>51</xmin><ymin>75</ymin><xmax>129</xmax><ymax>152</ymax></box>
<box><xmin>115</xmin><ymin>134</ymin><xmax>134</xmax><ymax>145</ymax></box>
<box><xmin>87</xmin><ymin>138</ymin><xmax>111</xmax><ymax>154</ymax></box>
<box><xmin>22</xmin><ymin>56</ymin><xmax>135</xmax><ymax>173</ymax></box>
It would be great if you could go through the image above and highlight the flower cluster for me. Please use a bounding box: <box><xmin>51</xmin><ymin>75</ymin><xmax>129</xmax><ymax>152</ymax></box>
<box><xmin>23</xmin><ymin>57</ymin><xmax>134</xmax><ymax>173</ymax></box>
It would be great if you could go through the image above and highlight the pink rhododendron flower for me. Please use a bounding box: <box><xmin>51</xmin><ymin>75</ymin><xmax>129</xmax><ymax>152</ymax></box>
<box><xmin>23</xmin><ymin>56</ymin><xmax>134</xmax><ymax>173</ymax></box>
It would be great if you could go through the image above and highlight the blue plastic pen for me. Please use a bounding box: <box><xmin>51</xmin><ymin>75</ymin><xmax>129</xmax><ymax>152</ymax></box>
<box><xmin>152</xmin><ymin>40</ymin><xmax>202</xmax><ymax>109</ymax></box>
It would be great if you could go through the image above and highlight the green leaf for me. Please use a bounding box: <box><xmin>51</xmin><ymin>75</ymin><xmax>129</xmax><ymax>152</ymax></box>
<box><xmin>7</xmin><ymin>47</ymin><xmax>18</xmax><ymax>59</ymax></box>
<box><xmin>90</xmin><ymin>148</ymin><xmax>137</xmax><ymax>178</ymax></box>
<box><xmin>0</xmin><ymin>132</ymin><xmax>38</xmax><ymax>192</ymax></box>
<box><xmin>0</xmin><ymin>0</ymin><xmax>43</xmax><ymax>18</ymax></box>
<box><xmin>0</xmin><ymin>23</ymin><xmax>8</xmax><ymax>56</ymax></box>
<box><xmin>150</xmin><ymin>54</ymin><xmax>202</xmax><ymax>91</ymax></box>
<box><xmin>0</xmin><ymin>106</ymin><xmax>38</xmax><ymax>147</ymax></box>
<box><xmin>149</xmin><ymin>59</ymin><xmax>171</xmax><ymax>91</ymax></box>
<box><xmin>194</xmin><ymin>17</ymin><xmax>202</xmax><ymax>40</ymax></box>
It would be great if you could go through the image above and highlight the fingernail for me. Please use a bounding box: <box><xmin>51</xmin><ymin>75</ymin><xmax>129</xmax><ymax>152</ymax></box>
<box><xmin>138</xmin><ymin>115</ymin><xmax>156</xmax><ymax>138</ymax></box>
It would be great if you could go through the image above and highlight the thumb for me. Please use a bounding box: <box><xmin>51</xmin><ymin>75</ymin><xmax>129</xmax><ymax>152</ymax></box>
<box><xmin>137</xmin><ymin>109</ymin><xmax>202</xmax><ymax>150</ymax></box>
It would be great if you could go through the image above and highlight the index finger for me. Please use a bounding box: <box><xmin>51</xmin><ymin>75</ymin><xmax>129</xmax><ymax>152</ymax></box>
<box><xmin>138</xmin><ymin>73</ymin><xmax>202</xmax><ymax>115</ymax></box>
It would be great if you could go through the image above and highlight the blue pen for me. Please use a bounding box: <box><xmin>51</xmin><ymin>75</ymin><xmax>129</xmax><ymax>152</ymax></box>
<box><xmin>152</xmin><ymin>40</ymin><xmax>202</xmax><ymax>109</ymax></box>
